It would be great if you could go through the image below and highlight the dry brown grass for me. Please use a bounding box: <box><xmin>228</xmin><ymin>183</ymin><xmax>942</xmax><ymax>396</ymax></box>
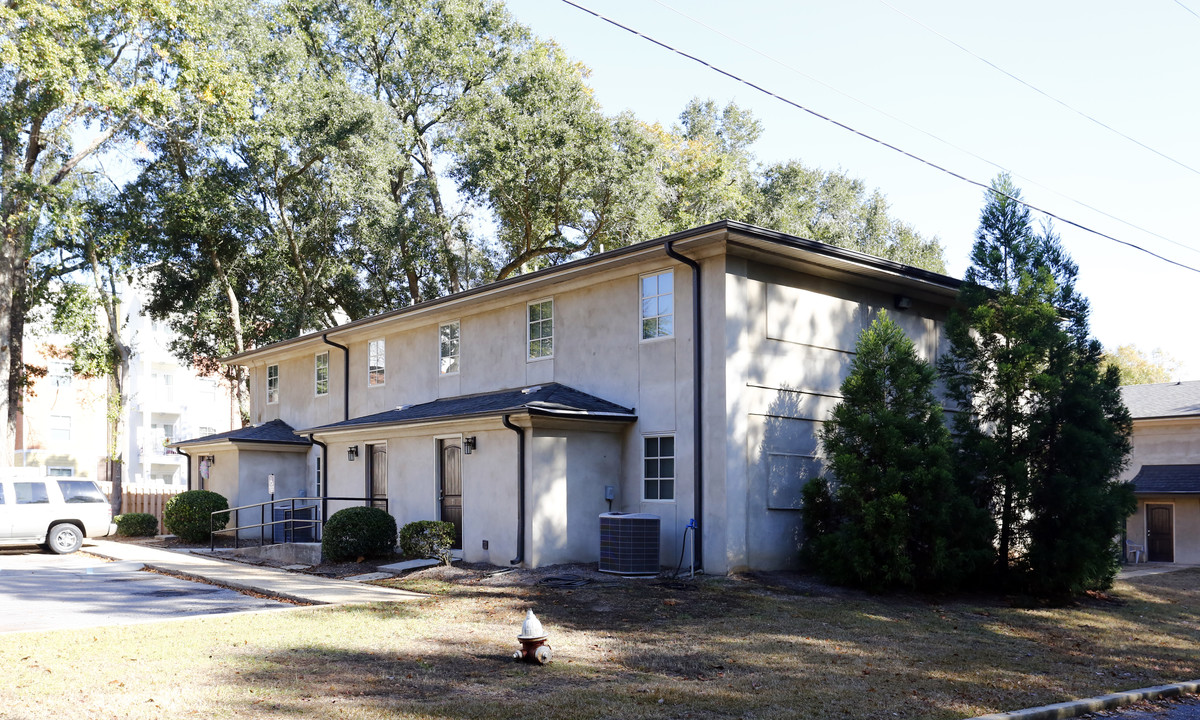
<box><xmin>1</xmin><ymin>565</ymin><xmax>1197</xmax><ymax>720</ymax></box>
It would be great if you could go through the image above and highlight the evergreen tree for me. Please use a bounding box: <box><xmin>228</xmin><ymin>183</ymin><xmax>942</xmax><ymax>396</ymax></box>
<box><xmin>802</xmin><ymin>312</ymin><xmax>988</xmax><ymax>593</ymax></box>
<box><xmin>940</xmin><ymin>174</ymin><xmax>1133</xmax><ymax>597</ymax></box>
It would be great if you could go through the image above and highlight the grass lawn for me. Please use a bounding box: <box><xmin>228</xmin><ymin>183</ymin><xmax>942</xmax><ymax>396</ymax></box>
<box><xmin>2</xmin><ymin>565</ymin><xmax>1198</xmax><ymax>720</ymax></box>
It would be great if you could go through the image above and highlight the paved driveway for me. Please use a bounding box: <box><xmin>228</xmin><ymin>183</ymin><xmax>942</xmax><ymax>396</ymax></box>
<box><xmin>0</xmin><ymin>546</ymin><xmax>291</xmax><ymax>633</ymax></box>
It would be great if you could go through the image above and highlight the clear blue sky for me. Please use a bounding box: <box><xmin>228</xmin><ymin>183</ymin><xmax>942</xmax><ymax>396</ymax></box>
<box><xmin>506</xmin><ymin>0</ymin><xmax>1200</xmax><ymax>378</ymax></box>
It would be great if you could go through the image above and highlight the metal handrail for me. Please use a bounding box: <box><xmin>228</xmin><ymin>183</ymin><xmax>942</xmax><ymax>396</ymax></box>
<box><xmin>210</xmin><ymin>496</ymin><xmax>387</xmax><ymax>551</ymax></box>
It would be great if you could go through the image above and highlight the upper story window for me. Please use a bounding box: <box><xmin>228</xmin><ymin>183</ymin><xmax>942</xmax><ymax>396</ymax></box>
<box><xmin>640</xmin><ymin>270</ymin><xmax>674</xmax><ymax>340</ymax></box>
<box><xmin>643</xmin><ymin>435</ymin><xmax>675</xmax><ymax>501</ymax></box>
<box><xmin>439</xmin><ymin>321</ymin><xmax>460</xmax><ymax>375</ymax></box>
<box><xmin>49</xmin><ymin>360</ymin><xmax>72</xmax><ymax>388</ymax></box>
<box><xmin>368</xmin><ymin>339</ymin><xmax>386</xmax><ymax>387</ymax></box>
<box><xmin>528</xmin><ymin>299</ymin><xmax>553</xmax><ymax>360</ymax></box>
<box><xmin>266</xmin><ymin>364</ymin><xmax>279</xmax><ymax>404</ymax></box>
<box><xmin>49</xmin><ymin>415</ymin><xmax>71</xmax><ymax>444</ymax></box>
<box><xmin>315</xmin><ymin>352</ymin><xmax>330</xmax><ymax>396</ymax></box>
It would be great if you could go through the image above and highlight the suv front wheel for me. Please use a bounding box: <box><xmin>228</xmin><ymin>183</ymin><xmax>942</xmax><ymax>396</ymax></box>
<box><xmin>46</xmin><ymin>523</ymin><xmax>84</xmax><ymax>554</ymax></box>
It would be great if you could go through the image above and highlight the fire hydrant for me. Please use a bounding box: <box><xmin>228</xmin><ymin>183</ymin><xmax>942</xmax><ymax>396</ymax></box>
<box><xmin>513</xmin><ymin>609</ymin><xmax>552</xmax><ymax>664</ymax></box>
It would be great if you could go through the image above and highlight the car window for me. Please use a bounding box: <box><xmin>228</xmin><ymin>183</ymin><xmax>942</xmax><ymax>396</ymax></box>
<box><xmin>0</xmin><ymin>483</ymin><xmax>5</xmax><ymax>503</ymax></box>
<box><xmin>57</xmin><ymin>480</ymin><xmax>107</xmax><ymax>504</ymax></box>
<box><xmin>14</xmin><ymin>482</ymin><xmax>49</xmax><ymax>504</ymax></box>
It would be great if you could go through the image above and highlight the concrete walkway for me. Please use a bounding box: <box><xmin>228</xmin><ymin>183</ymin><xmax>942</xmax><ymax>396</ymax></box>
<box><xmin>1119</xmin><ymin>562</ymin><xmax>1200</xmax><ymax>580</ymax></box>
<box><xmin>86</xmin><ymin>539</ymin><xmax>424</xmax><ymax>605</ymax></box>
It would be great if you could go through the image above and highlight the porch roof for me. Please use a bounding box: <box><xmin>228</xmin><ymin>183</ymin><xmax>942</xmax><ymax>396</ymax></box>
<box><xmin>297</xmin><ymin>383</ymin><xmax>636</xmax><ymax>435</ymax></box>
<box><xmin>168</xmin><ymin>418</ymin><xmax>313</xmax><ymax>449</ymax></box>
<box><xmin>1130</xmin><ymin>464</ymin><xmax>1200</xmax><ymax>494</ymax></box>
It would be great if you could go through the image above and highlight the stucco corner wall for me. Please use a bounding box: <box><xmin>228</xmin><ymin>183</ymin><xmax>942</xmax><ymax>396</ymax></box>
<box><xmin>528</xmin><ymin>428</ymin><xmax>622</xmax><ymax>568</ymax></box>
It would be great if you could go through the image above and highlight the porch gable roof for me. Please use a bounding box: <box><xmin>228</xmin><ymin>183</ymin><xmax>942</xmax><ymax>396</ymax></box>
<box><xmin>1130</xmin><ymin>464</ymin><xmax>1200</xmax><ymax>494</ymax></box>
<box><xmin>298</xmin><ymin>383</ymin><xmax>636</xmax><ymax>435</ymax></box>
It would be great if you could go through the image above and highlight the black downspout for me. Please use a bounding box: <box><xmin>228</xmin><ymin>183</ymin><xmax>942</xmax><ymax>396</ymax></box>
<box><xmin>178</xmin><ymin>447</ymin><xmax>192</xmax><ymax>491</ymax></box>
<box><xmin>321</xmin><ymin>334</ymin><xmax>350</xmax><ymax>422</ymax></box>
<box><xmin>664</xmin><ymin>240</ymin><xmax>703</xmax><ymax>573</ymax></box>
<box><xmin>502</xmin><ymin>414</ymin><xmax>525</xmax><ymax>566</ymax></box>
<box><xmin>308</xmin><ymin>434</ymin><xmax>329</xmax><ymax>535</ymax></box>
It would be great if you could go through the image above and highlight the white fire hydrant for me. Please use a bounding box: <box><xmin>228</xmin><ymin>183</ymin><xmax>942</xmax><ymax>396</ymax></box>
<box><xmin>513</xmin><ymin>609</ymin><xmax>552</xmax><ymax>665</ymax></box>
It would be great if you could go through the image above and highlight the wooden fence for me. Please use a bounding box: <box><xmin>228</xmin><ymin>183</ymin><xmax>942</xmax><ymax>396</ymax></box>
<box><xmin>96</xmin><ymin>482</ymin><xmax>186</xmax><ymax>535</ymax></box>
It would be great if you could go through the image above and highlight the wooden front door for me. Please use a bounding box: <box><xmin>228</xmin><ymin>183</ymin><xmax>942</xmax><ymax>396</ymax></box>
<box><xmin>1146</xmin><ymin>504</ymin><xmax>1174</xmax><ymax>562</ymax></box>
<box><xmin>367</xmin><ymin>444</ymin><xmax>387</xmax><ymax>510</ymax></box>
<box><xmin>439</xmin><ymin>439</ymin><xmax>463</xmax><ymax>549</ymax></box>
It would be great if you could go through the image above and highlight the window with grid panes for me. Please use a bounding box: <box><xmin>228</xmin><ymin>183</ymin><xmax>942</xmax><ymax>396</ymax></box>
<box><xmin>643</xmin><ymin>435</ymin><xmax>675</xmax><ymax>500</ymax></box>
<box><xmin>528</xmin><ymin>299</ymin><xmax>553</xmax><ymax>359</ymax></box>
<box><xmin>640</xmin><ymin>271</ymin><xmax>674</xmax><ymax>340</ymax></box>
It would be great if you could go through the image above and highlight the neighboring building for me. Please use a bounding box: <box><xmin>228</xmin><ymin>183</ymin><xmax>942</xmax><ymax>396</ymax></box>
<box><xmin>172</xmin><ymin>221</ymin><xmax>960</xmax><ymax>573</ymax></box>
<box><xmin>1120</xmin><ymin>381</ymin><xmax>1200</xmax><ymax>564</ymax></box>
<box><xmin>16</xmin><ymin>285</ymin><xmax>236</xmax><ymax>486</ymax></box>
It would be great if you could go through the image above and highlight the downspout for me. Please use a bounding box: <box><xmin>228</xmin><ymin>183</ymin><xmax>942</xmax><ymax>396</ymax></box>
<box><xmin>664</xmin><ymin>240</ymin><xmax>703</xmax><ymax>572</ymax></box>
<box><xmin>502</xmin><ymin>414</ymin><xmax>525</xmax><ymax>566</ymax></box>
<box><xmin>177</xmin><ymin>447</ymin><xmax>192</xmax><ymax>491</ymax></box>
<box><xmin>306</xmin><ymin>434</ymin><xmax>329</xmax><ymax>533</ymax></box>
<box><xmin>321</xmin><ymin>334</ymin><xmax>350</xmax><ymax>421</ymax></box>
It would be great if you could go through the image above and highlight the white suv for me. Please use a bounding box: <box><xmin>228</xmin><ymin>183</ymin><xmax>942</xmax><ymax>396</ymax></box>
<box><xmin>0</xmin><ymin>477</ymin><xmax>115</xmax><ymax>554</ymax></box>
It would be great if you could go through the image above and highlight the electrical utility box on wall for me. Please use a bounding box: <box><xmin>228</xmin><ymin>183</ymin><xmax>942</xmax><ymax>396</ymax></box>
<box><xmin>598</xmin><ymin>512</ymin><xmax>660</xmax><ymax>575</ymax></box>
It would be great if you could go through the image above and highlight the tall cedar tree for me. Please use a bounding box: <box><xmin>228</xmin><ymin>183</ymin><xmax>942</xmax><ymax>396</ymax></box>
<box><xmin>802</xmin><ymin>312</ymin><xmax>989</xmax><ymax>593</ymax></box>
<box><xmin>939</xmin><ymin>174</ymin><xmax>1133</xmax><ymax>597</ymax></box>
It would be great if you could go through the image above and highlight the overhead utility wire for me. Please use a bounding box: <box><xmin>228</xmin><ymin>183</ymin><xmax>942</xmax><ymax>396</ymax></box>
<box><xmin>649</xmin><ymin>0</ymin><xmax>1200</xmax><ymax>258</ymax></box>
<box><xmin>558</xmin><ymin>0</ymin><xmax>1200</xmax><ymax>275</ymax></box>
<box><xmin>1174</xmin><ymin>0</ymin><xmax>1200</xmax><ymax>21</ymax></box>
<box><xmin>878</xmin><ymin>0</ymin><xmax>1200</xmax><ymax>179</ymax></box>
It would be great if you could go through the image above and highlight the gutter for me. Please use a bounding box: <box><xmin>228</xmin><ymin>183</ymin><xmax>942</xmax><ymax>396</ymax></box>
<box><xmin>321</xmin><ymin>334</ymin><xmax>350</xmax><ymax>422</ymax></box>
<box><xmin>664</xmin><ymin>239</ymin><xmax>703</xmax><ymax>573</ymax></box>
<box><xmin>502</xmin><ymin>414</ymin><xmax>526</xmax><ymax>566</ymax></box>
<box><xmin>306</xmin><ymin>434</ymin><xmax>329</xmax><ymax>534</ymax></box>
<box><xmin>177</xmin><ymin>447</ymin><xmax>192</xmax><ymax>491</ymax></box>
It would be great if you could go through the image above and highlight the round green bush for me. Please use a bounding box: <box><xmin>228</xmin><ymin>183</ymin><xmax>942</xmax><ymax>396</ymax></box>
<box><xmin>163</xmin><ymin>490</ymin><xmax>230</xmax><ymax>543</ymax></box>
<box><xmin>322</xmin><ymin>507</ymin><xmax>397</xmax><ymax>561</ymax></box>
<box><xmin>114</xmin><ymin>512</ymin><xmax>159</xmax><ymax>537</ymax></box>
<box><xmin>399</xmin><ymin>520</ymin><xmax>455</xmax><ymax>564</ymax></box>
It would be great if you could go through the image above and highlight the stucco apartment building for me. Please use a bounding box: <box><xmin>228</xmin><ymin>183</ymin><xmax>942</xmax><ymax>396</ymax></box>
<box><xmin>1120</xmin><ymin>381</ymin><xmax>1200</xmax><ymax>564</ymax></box>
<box><xmin>173</xmin><ymin>221</ymin><xmax>959</xmax><ymax>574</ymax></box>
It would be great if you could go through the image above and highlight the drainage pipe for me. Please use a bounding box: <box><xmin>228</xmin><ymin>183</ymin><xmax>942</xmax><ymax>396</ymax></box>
<box><xmin>664</xmin><ymin>240</ymin><xmax>703</xmax><ymax>572</ymax></box>
<box><xmin>321</xmin><ymin>334</ymin><xmax>350</xmax><ymax>421</ymax></box>
<box><xmin>307</xmin><ymin>435</ymin><xmax>329</xmax><ymax>532</ymax></box>
<box><xmin>178</xmin><ymin>447</ymin><xmax>192</xmax><ymax>491</ymax></box>
<box><xmin>502</xmin><ymin>414</ymin><xmax>526</xmax><ymax>566</ymax></box>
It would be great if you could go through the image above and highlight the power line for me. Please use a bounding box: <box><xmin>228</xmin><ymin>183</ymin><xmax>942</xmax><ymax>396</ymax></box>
<box><xmin>877</xmin><ymin>0</ymin><xmax>1200</xmax><ymax>179</ymax></box>
<box><xmin>649</xmin><ymin>0</ymin><xmax>1200</xmax><ymax>259</ymax></box>
<box><xmin>1175</xmin><ymin>0</ymin><xmax>1200</xmax><ymax>21</ymax></box>
<box><xmin>558</xmin><ymin>0</ymin><xmax>1200</xmax><ymax>275</ymax></box>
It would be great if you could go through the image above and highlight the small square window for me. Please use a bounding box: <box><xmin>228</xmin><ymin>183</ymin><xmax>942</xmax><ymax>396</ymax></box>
<box><xmin>315</xmin><ymin>352</ymin><xmax>330</xmax><ymax>396</ymax></box>
<box><xmin>49</xmin><ymin>360</ymin><xmax>72</xmax><ymax>388</ymax></box>
<box><xmin>643</xmin><ymin>435</ymin><xmax>675</xmax><ymax>501</ymax></box>
<box><xmin>528</xmin><ymin>299</ymin><xmax>553</xmax><ymax>360</ymax></box>
<box><xmin>49</xmin><ymin>415</ymin><xmax>71</xmax><ymax>444</ymax></box>
<box><xmin>440</xmin><ymin>321</ymin><xmax>460</xmax><ymax>375</ymax></box>
<box><xmin>266</xmin><ymin>364</ymin><xmax>279</xmax><ymax>404</ymax></box>
<box><xmin>640</xmin><ymin>270</ymin><xmax>674</xmax><ymax>340</ymax></box>
<box><xmin>368</xmin><ymin>339</ymin><xmax>386</xmax><ymax>386</ymax></box>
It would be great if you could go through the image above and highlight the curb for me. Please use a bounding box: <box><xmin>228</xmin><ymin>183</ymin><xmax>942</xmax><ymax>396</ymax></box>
<box><xmin>0</xmin><ymin>561</ymin><xmax>145</xmax><ymax>575</ymax></box>
<box><xmin>971</xmin><ymin>681</ymin><xmax>1200</xmax><ymax>720</ymax></box>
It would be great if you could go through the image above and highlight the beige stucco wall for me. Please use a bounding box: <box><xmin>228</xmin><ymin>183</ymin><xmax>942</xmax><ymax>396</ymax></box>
<box><xmin>1122</xmin><ymin>417</ymin><xmax>1200</xmax><ymax>563</ymax></box>
<box><xmin>720</xmin><ymin>256</ymin><xmax>952</xmax><ymax>573</ymax></box>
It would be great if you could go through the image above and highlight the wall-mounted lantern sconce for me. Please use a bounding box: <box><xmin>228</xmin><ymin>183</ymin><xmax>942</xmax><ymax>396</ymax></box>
<box><xmin>893</xmin><ymin>294</ymin><xmax>913</xmax><ymax>311</ymax></box>
<box><xmin>347</xmin><ymin>445</ymin><xmax>359</xmax><ymax>461</ymax></box>
<box><xmin>203</xmin><ymin>455</ymin><xmax>215</xmax><ymax>466</ymax></box>
<box><xmin>463</xmin><ymin>436</ymin><xmax>477</xmax><ymax>454</ymax></box>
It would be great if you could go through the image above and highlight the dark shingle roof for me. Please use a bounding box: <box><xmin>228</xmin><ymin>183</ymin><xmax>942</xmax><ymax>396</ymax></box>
<box><xmin>301</xmin><ymin>383</ymin><xmax>636</xmax><ymax>434</ymax></box>
<box><xmin>1121</xmin><ymin>381</ymin><xmax>1200</xmax><ymax>419</ymax></box>
<box><xmin>1130</xmin><ymin>465</ymin><xmax>1200</xmax><ymax>494</ymax></box>
<box><xmin>169</xmin><ymin>419</ymin><xmax>312</xmax><ymax>448</ymax></box>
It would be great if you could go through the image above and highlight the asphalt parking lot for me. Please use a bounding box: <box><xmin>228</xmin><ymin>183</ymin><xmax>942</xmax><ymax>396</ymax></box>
<box><xmin>0</xmin><ymin>545</ymin><xmax>291</xmax><ymax>633</ymax></box>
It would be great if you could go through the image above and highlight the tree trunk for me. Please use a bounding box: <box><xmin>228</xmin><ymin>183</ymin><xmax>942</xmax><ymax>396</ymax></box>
<box><xmin>413</xmin><ymin>127</ymin><xmax>460</xmax><ymax>293</ymax></box>
<box><xmin>208</xmin><ymin>249</ymin><xmax>248</xmax><ymax>424</ymax></box>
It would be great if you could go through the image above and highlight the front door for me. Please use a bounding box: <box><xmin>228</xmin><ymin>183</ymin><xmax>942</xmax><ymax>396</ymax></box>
<box><xmin>439</xmin><ymin>439</ymin><xmax>463</xmax><ymax>549</ymax></box>
<box><xmin>367</xmin><ymin>444</ymin><xmax>387</xmax><ymax>510</ymax></box>
<box><xmin>1147</xmin><ymin>504</ymin><xmax>1174</xmax><ymax>562</ymax></box>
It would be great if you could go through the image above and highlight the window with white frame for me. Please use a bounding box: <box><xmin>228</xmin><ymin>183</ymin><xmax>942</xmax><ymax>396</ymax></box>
<box><xmin>315</xmin><ymin>352</ymin><xmax>330</xmax><ymax>396</ymax></box>
<box><xmin>643</xmin><ymin>435</ymin><xmax>675</xmax><ymax>501</ymax></box>
<box><xmin>439</xmin><ymin>321</ymin><xmax>460</xmax><ymax>375</ymax></box>
<box><xmin>640</xmin><ymin>270</ymin><xmax>674</xmax><ymax>340</ymax></box>
<box><xmin>49</xmin><ymin>360</ymin><xmax>72</xmax><ymax>388</ymax></box>
<box><xmin>47</xmin><ymin>466</ymin><xmax>74</xmax><ymax>477</ymax></box>
<box><xmin>199</xmin><ymin>426</ymin><xmax>215</xmax><ymax>438</ymax></box>
<box><xmin>368</xmin><ymin>339</ymin><xmax>386</xmax><ymax>386</ymax></box>
<box><xmin>266</xmin><ymin>364</ymin><xmax>279</xmax><ymax>404</ymax></box>
<box><xmin>528</xmin><ymin>299</ymin><xmax>553</xmax><ymax>360</ymax></box>
<box><xmin>49</xmin><ymin>415</ymin><xmax>71</xmax><ymax>444</ymax></box>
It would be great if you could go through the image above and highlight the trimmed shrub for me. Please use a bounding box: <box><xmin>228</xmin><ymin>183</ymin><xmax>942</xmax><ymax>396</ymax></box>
<box><xmin>399</xmin><ymin>520</ymin><xmax>455</xmax><ymax>565</ymax></box>
<box><xmin>322</xmin><ymin>507</ymin><xmax>397</xmax><ymax>561</ymax></box>
<box><xmin>163</xmin><ymin>490</ymin><xmax>230</xmax><ymax>543</ymax></box>
<box><xmin>114</xmin><ymin>512</ymin><xmax>159</xmax><ymax>537</ymax></box>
